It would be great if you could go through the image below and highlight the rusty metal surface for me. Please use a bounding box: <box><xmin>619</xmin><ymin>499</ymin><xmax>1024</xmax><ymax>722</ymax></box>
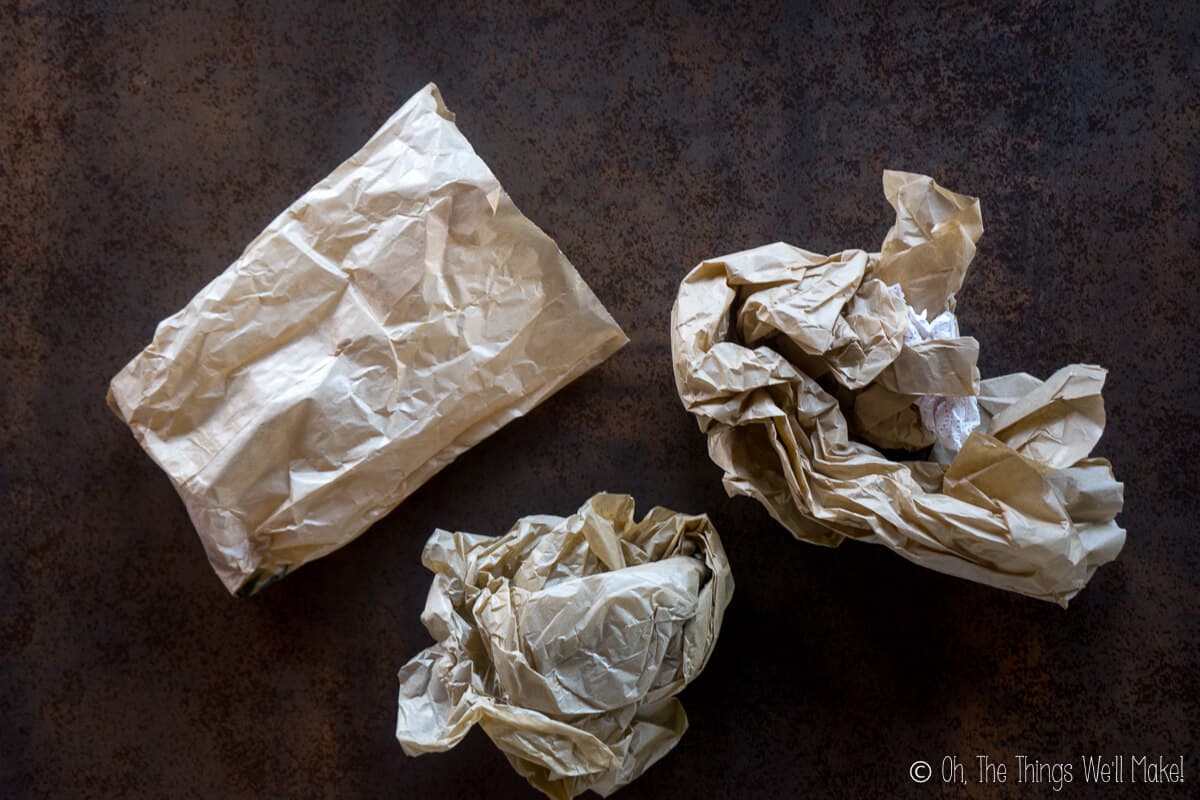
<box><xmin>2</xmin><ymin>1</ymin><xmax>1197</xmax><ymax>797</ymax></box>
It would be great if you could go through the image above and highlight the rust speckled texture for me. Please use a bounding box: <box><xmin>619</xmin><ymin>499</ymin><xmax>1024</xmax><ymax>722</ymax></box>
<box><xmin>1</xmin><ymin>1</ymin><xmax>1197</xmax><ymax>798</ymax></box>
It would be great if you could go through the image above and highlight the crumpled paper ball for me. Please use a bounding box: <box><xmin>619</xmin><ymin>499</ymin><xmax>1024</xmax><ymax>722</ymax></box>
<box><xmin>670</xmin><ymin>171</ymin><xmax>1124</xmax><ymax>606</ymax></box>
<box><xmin>395</xmin><ymin>493</ymin><xmax>733</xmax><ymax>799</ymax></box>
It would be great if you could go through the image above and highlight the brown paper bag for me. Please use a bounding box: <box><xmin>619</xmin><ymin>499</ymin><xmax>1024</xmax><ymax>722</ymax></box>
<box><xmin>109</xmin><ymin>84</ymin><xmax>628</xmax><ymax>594</ymax></box>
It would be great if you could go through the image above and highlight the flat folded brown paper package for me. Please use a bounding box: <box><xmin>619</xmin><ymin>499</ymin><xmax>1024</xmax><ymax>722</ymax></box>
<box><xmin>395</xmin><ymin>494</ymin><xmax>733</xmax><ymax>800</ymax></box>
<box><xmin>671</xmin><ymin>171</ymin><xmax>1124</xmax><ymax>606</ymax></box>
<box><xmin>108</xmin><ymin>84</ymin><xmax>628</xmax><ymax>595</ymax></box>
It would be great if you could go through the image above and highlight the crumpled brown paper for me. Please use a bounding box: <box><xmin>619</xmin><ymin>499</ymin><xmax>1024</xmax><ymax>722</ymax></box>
<box><xmin>671</xmin><ymin>171</ymin><xmax>1124</xmax><ymax>606</ymax></box>
<box><xmin>395</xmin><ymin>493</ymin><xmax>732</xmax><ymax>799</ymax></box>
<box><xmin>108</xmin><ymin>83</ymin><xmax>628</xmax><ymax>595</ymax></box>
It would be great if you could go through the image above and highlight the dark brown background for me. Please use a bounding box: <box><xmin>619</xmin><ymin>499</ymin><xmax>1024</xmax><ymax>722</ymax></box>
<box><xmin>2</xmin><ymin>1</ymin><xmax>1197</xmax><ymax>797</ymax></box>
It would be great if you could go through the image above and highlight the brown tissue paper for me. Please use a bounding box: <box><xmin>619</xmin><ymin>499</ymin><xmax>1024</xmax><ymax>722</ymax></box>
<box><xmin>395</xmin><ymin>494</ymin><xmax>732</xmax><ymax>799</ymax></box>
<box><xmin>108</xmin><ymin>84</ymin><xmax>628</xmax><ymax>594</ymax></box>
<box><xmin>671</xmin><ymin>171</ymin><xmax>1124</xmax><ymax>606</ymax></box>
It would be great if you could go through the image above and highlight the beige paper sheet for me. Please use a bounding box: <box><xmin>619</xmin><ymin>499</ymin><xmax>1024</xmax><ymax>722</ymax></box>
<box><xmin>108</xmin><ymin>83</ymin><xmax>628</xmax><ymax>595</ymax></box>
<box><xmin>671</xmin><ymin>171</ymin><xmax>1124</xmax><ymax>606</ymax></box>
<box><xmin>395</xmin><ymin>493</ymin><xmax>733</xmax><ymax>800</ymax></box>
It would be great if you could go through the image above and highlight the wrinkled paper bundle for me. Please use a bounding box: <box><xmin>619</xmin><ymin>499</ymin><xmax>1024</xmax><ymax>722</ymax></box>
<box><xmin>396</xmin><ymin>493</ymin><xmax>733</xmax><ymax>799</ymax></box>
<box><xmin>108</xmin><ymin>84</ymin><xmax>628</xmax><ymax>594</ymax></box>
<box><xmin>671</xmin><ymin>171</ymin><xmax>1124</xmax><ymax>606</ymax></box>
